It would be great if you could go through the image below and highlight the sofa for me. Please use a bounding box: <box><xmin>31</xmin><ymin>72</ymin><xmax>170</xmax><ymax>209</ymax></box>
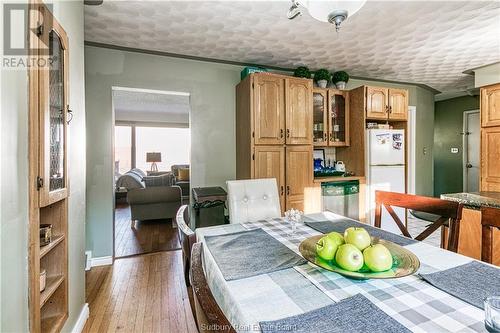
<box><xmin>116</xmin><ymin>168</ymin><xmax>182</xmax><ymax>222</ymax></box>
<box><xmin>171</xmin><ymin>164</ymin><xmax>190</xmax><ymax>199</ymax></box>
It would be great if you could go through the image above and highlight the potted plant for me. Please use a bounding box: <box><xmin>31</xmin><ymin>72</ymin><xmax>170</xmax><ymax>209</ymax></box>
<box><xmin>314</xmin><ymin>69</ymin><xmax>331</xmax><ymax>88</ymax></box>
<box><xmin>332</xmin><ymin>71</ymin><xmax>349</xmax><ymax>89</ymax></box>
<box><xmin>293</xmin><ymin>66</ymin><xmax>311</xmax><ymax>79</ymax></box>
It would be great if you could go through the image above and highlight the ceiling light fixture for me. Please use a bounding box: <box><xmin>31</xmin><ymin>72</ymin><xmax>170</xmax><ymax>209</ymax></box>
<box><xmin>287</xmin><ymin>0</ymin><xmax>367</xmax><ymax>32</ymax></box>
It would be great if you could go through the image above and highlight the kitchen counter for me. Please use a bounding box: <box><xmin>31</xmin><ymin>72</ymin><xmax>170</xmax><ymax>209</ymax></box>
<box><xmin>440</xmin><ymin>191</ymin><xmax>500</xmax><ymax>210</ymax></box>
<box><xmin>313</xmin><ymin>176</ymin><xmax>366</xmax><ymax>183</ymax></box>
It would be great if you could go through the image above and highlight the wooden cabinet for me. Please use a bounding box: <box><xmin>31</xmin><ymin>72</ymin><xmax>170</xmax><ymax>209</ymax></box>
<box><xmin>481</xmin><ymin>83</ymin><xmax>500</xmax><ymax>127</ymax></box>
<box><xmin>312</xmin><ymin>89</ymin><xmax>349</xmax><ymax>147</ymax></box>
<box><xmin>29</xmin><ymin>3</ymin><xmax>69</xmax><ymax>333</ymax></box>
<box><xmin>286</xmin><ymin>78</ymin><xmax>313</xmax><ymax>145</ymax></box>
<box><xmin>285</xmin><ymin>146</ymin><xmax>313</xmax><ymax>211</ymax></box>
<box><xmin>481</xmin><ymin>126</ymin><xmax>500</xmax><ymax>191</ymax></box>
<box><xmin>366</xmin><ymin>86</ymin><xmax>408</xmax><ymax>121</ymax></box>
<box><xmin>254</xmin><ymin>146</ymin><xmax>286</xmax><ymax>210</ymax></box>
<box><xmin>236</xmin><ymin>73</ymin><xmax>314</xmax><ymax>214</ymax></box>
<box><xmin>253</xmin><ymin>75</ymin><xmax>285</xmax><ymax>145</ymax></box>
<box><xmin>366</xmin><ymin>86</ymin><xmax>388</xmax><ymax>120</ymax></box>
<box><xmin>388</xmin><ymin>88</ymin><xmax>408</xmax><ymax>121</ymax></box>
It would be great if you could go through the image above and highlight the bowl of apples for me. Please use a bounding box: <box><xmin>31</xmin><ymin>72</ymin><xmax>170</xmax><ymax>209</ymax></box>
<box><xmin>298</xmin><ymin>227</ymin><xmax>420</xmax><ymax>279</ymax></box>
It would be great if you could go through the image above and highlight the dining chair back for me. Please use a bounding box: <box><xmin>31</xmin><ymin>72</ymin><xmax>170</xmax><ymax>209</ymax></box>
<box><xmin>190</xmin><ymin>243</ymin><xmax>236</xmax><ymax>333</ymax></box>
<box><xmin>175</xmin><ymin>205</ymin><xmax>195</xmax><ymax>286</ymax></box>
<box><xmin>226</xmin><ymin>178</ymin><xmax>281</xmax><ymax>224</ymax></box>
<box><xmin>480</xmin><ymin>206</ymin><xmax>500</xmax><ymax>264</ymax></box>
<box><xmin>374</xmin><ymin>191</ymin><xmax>463</xmax><ymax>252</ymax></box>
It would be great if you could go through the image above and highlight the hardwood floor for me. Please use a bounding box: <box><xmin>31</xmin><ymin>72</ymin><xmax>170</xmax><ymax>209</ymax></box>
<box><xmin>115</xmin><ymin>204</ymin><xmax>180</xmax><ymax>258</ymax></box>
<box><xmin>83</xmin><ymin>251</ymin><xmax>198</xmax><ymax>333</ymax></box>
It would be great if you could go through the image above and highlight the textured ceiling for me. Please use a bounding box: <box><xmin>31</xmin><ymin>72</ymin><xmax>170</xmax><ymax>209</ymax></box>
<box><xmin>85</xmin><ymin>1</ymin><xmax>500</xmax><ymax>94</ymax></box>
<box><xmin>113</xmin><ymin>89</ymin><xmax>190</xmax><ymax>123</ymax></box>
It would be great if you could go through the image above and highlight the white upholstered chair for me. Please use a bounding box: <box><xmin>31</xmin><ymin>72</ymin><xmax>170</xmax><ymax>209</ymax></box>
<box><xmin>226</xmin><ymin>178</ymin><xmax>282</xmax><ymax>224</ymax></box>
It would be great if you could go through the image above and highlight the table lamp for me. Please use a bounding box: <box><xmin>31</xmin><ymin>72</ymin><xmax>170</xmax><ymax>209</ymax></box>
<box><xmin>146</xmin><ymin>152</ymin><xmax>161</xmax><ymax>172</ymax></box>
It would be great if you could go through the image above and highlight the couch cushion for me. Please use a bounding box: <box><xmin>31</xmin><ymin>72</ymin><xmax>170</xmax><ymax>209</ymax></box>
<box><xmin>177</xmin><ymin>168</ymin><xmax>190</xmax><ymax>181</ymax></box>
<box><xmin>143</xmin><ymin>173</ymin><xmax>174</xmax><ymax>187</ymax></box>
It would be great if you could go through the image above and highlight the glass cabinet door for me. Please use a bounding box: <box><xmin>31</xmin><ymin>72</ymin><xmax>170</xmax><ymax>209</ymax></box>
<box><xmin>313</xmin><ymin>90</ymin><xmax>328</xmax><ymax>146</ymax></box>
<box><xmin>39</xmin><ymin>17</ymin><xmax>69</xmax><ymax>207</ymax></box>
<box><xmin>328</xmin><ymin>90</ymin><xmax>349</xmax><ymax>146</ymax></box>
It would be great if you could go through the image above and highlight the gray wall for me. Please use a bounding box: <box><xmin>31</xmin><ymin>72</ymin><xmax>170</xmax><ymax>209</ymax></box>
<box><xmin>85</xmin><ymin>46</ymin><xmax>437</xmax><ymax>257</ymax></box>
<box><xmin>85</xmin><ymin>46</ymin><xmax>241</xmax><ymax>257</ymax></box>
<box><xmin>1</xmin><ymin>1</ymin><xmax>86</xmax><ymax>331</ymax></box>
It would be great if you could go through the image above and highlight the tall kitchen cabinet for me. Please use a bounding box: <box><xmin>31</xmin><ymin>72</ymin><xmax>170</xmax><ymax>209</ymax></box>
<box><xmin>28</xmin><ymin>3</ymin><xmax>70</xmax><ymax>333</ymax></box>
<box><xmin>236</xmin><ymin>73</ymin><xmax>313</xmax><ymax>212</ymax></box>
<box><xmin>480</xmin><ymin>83</ymin><xmax>500</xmax><ymax>191</ymax></box>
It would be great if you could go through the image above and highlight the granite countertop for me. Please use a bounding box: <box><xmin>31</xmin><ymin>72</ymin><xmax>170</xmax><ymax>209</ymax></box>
<box><xmin>440</xmin><ymin>192</ymin><xmax>500</xmax><ymax>209</ymax></box>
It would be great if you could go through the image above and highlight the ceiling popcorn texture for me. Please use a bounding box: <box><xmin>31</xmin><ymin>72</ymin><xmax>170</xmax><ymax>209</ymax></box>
<box><xmin>85</xmin><ymin>1</ymin><xmax>500</xmax><ymax>93</ymax></box>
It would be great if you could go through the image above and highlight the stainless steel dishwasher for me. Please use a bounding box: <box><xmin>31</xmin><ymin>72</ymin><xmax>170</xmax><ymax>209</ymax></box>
<box><xmin>321</xmin><ymin>180</ymin><xmax>360</xmax><ymax>220</ymax></box>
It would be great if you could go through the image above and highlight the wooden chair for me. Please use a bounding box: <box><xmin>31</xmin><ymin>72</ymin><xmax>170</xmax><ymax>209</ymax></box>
<box><xmin>175</xmin><ymin>205</ymin><xmax>195</xmax><ymax>287</ymax></box>
<box><xmin>480</xmin><ymin>207</ymin><xmax>500</xmax><ymax>264</ymax></box>
<box><xmin>374</xmin><ymin>190</ymin><xmax>463</xmax><ymax>252</ymax></box>
<box><xmin>190</xmin><ymin>243</ymin><xmax>236</xmax><ymax>333</ymax></box>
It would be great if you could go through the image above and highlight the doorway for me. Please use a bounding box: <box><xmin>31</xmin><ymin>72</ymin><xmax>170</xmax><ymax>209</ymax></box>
<box><xmin>112</xmin><ymin>87</ymin><xmax>191</xmax><ymax>258</ymax></box>
<box><xmin>463</xmin><ymin>110</ymin><xmax>480</xmax><ymax>192</ymax></box>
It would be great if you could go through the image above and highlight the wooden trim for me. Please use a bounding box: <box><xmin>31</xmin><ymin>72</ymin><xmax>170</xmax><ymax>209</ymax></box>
<box><xmin>480</xmin><ymin>206</ymin><xmax>500</xmax><ymax>263</ymax></box>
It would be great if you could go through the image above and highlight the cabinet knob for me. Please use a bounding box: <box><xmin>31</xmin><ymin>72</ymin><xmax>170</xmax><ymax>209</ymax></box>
<box><xmin>324</xmin><ymin>133</ymin><xmax>327</xmax><ymax>141</ymax></box>
<box><xmin>280</xmin><ymin>186</ymin><xmax>284</xmax><ymax>195</ymax></box>
<box><xmin>286</xmin><ymin>186</ymin><xmax>290</xmax><ymax>195</ymax></box>
<box><xmin>280</xmin><ymin>129</ymin><xmax>284</xmax><ymax>138</ymax></box>
<box><xmin>286</xmin><ymin>129</ymin><xmax>290</xmax><ymax>138</ymax></box>
<box><xmin>389</xmin><ymin>106</ymin><xmax>392</xmax><ymax>114</ymax></box>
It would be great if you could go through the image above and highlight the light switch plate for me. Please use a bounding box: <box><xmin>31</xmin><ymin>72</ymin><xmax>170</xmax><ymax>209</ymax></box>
<box><xmin>451</xmin><ymin>148</ymin><xmax>459</xmax><ymax>154</ymax></box>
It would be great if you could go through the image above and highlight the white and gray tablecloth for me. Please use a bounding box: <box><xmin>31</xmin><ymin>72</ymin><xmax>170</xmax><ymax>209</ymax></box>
<box><xmin>195</xmin><ymin>211</ymin><xmax>489</xmax><ymax>332</ymax></box>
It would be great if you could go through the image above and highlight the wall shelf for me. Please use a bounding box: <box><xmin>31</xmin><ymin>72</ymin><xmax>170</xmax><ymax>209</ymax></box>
<box><xmin>40</xmin><ymin>275</ymin><xmax>64</xmax><ymax>308</ymax></box>
<box><xmin>40</xmin><ymin>235</ymin><xmax>65</xmax><ymax>258</ymax></box>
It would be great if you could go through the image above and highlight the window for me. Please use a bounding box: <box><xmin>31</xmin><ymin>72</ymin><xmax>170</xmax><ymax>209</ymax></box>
<box><xmin>114</xmin><ymin>124</ymin><xmax>190</xmax><ymax>174</ymax></box>
<box><xmin>115</xmin><ymin>125</ymin><xmax>132</xmax><ymax>175</ymax></box>
<box><xmin>136</xmin><ymin>127</ymin><xmax>190</xmax><ymax>171</ymax></box>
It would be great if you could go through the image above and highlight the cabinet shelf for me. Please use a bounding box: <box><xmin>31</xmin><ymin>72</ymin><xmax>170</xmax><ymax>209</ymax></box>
<box><xmin>40</xmin><ymin>275</ymin><xmax>64</xmax><ymax>308</ymax></box>
<box><xmin>41</xmin><ymin>313</ymin><xmax>67</xmax><ymax>333</ymax></box>
<box><xmin>40</xmin><ymin>235</ymin><xmax>65</xmax><ymax>258</ymax></box>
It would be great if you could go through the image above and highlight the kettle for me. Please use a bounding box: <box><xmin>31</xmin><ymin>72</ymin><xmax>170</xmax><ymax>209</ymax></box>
<box><xmin>335</xmin><ymin>161</ymin><xmax>346</xmax><ymax>172</ymax></box>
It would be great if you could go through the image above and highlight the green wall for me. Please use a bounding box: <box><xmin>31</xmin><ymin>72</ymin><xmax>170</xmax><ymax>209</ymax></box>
<box><xmin>434</xmin><ymin>96</ymin><xmax>479</xmax><ymax>196</ymax></box>
<box><xmin>1</xmin><ymin>2</ymin><xmax>87</xmax><ymax>331</ymax></box>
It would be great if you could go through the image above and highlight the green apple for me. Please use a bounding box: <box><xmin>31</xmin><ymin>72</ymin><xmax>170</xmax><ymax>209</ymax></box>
<box><xmin>335</xmin><ymin>244</ymin><xmax>364</xmax><ymax>271</ymax></box>
<box><xmin>344</xmin><ymin>227</ymin><xmax>371</xmax><ymax>251</ymax></box>
<box><xmin>327</xmin><ymin>232</ymin><xmax>345</xmax><ymax>246</ymax></box>
<box><xmin>363</xmin><ymin>244</ymin><xmax>393</xmax><ymax>272</ymax></box>
<box><xmin>316</xmin><ymin>236</ymin><xmax>339</xmax><ymax>261</ymax></box>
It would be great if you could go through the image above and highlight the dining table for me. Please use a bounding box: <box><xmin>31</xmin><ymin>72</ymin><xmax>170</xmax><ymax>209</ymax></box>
<box><xmin>195</xmin><ymin>211</ymin><xmax>496</xmax><ymax>333</ymax></box>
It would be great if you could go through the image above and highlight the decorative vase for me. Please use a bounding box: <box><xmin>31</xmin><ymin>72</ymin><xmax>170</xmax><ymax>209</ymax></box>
<box><xmin>335</xmin><ymin>81</ymin><xmax>346</xmax><ymax>89</ymax></box>
<box><xmin>317</xmin><ymin>80</ymin><xmax>328</xmax><ymax>88</ymax></box>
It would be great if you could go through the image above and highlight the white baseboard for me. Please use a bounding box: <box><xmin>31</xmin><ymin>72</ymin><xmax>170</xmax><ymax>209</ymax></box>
<box><xmin>91</xmin><ymin>256</ymin><xmax>113</xmax><ymax>267</ymax></box>
<box><xmin>71</xmin><ymin>303</ymin><xmax>89</xmax><ymax>333</ymax></box>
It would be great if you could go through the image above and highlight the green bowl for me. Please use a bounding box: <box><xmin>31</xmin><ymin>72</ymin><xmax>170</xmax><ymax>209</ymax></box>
<box><xmin>298</xmin><ymin>235</ymin><xmax>420</xmax><ymax>280</ymax></box>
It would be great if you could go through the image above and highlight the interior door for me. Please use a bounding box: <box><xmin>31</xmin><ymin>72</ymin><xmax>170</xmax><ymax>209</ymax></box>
<box><xmin>388</xmin><ymin>88</ymin><xmax>408</xmax><ymax>121</ymax></box>
<box><xmin>38</xmin><ymin>6</ymin><xmax>69</xmax><ymax>207</ymax></box>
<box><xmin>285</xmin><ymin>146</ymin><xmax>313</xmax><ymax>211</ymax></box>
<box><xmin>253</xmin><ymin>75</ymin><xmax>285</xmax><ymax>145</ymax></box>
<box><xmin>464</xmin><ymin>112</ymin><xmax>480</xmax><ymax>192</ymax></box>
<box><xmin>366</xmin><ymin>87</ymin><xmax>388</xmax><ymax>120</ymax></box>
<box><xmin>481</xmin><ymin>84</ymin><xmax>500</xmax><ymax>127</ymax></box>
<box><xmin>286</xmin><ymin>78</ymin><xmax>313</xmax><ymax>145</ymax></box>
<box><xmin>254</xmin><ymin>146</ymin><xmax>285</xmax><ymax>212</ymax></box>
<box><xmin>481</xmin><ymin>126</ymin><xmax>500</xmax><ymax>191</ymax></box>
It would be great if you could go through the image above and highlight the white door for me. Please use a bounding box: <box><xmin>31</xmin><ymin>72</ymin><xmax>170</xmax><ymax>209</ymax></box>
<box><xmin>368</xmin><ymin>129</ymin><xmax>405</xmax><ymax>165</ymax></box>
<box><xmin>368</xmin><ymin>166</ymin><xmax>406</xmax><ymax>234</ymax></box>
<box><xmin>464</xmin><ymin>111</ymin><xmax>480</xmax><ymax>192</ymax></box>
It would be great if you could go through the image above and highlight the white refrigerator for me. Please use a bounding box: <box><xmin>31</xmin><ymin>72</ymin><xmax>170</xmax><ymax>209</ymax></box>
<box><xmin>366</xmin><ymin>129</ymin><xmax>406</xmax><ymax>234</ymax></box>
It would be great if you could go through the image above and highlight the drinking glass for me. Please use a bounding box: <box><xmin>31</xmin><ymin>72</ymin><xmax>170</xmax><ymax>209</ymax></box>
<box><xmin>485</xmin><ymin>296</ymin><xmax>500</xmax><ymax>333</ymax></box>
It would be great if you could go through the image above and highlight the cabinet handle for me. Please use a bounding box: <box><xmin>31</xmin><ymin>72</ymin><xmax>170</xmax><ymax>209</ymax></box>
<box><xmin>286</xmin><ymin>129</ymin><xmax>290</xmax><ymax>138</ymax></box>
<box><xmin>385</xmin><ymin>105</ymin><xmax>389</xmax><ymax>113</ymax></box>
<box><xmin>286</xmin><ymin>186</ymin><xmax>290</xmax><ymax>195</ymax></box>
<box><xmin>280</xmin><ymin>129</ymin><xmax>284</xmax><ymax>138</ymax></box>
<box><xmin>323</xmin><ymin>133</ymin><xmax>327</xmax><ymax>141</ymax></box>
<box><xmin>389</xmin><ymin>106</ymin><xmax>392</xmax><ymax>114</ymax></box>
<box><xmin>280</xmin><ymin>186</ymin><xmax>284</xmax><ymax>195</ymax></box>
<box><xmin>329</xmin><ymin>132</ymin><xmax>333</xmax><ymax>141</ymax></box>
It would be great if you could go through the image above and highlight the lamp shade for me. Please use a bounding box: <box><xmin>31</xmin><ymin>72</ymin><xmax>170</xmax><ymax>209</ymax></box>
<box><xmin>304</xmin><ymin>0</ymin><xmax>366</xmax><ymax>22</ymax></box>
<box><xmin>146</xmin><ymin>152</ymin><xmax>162</xmax><ymax>163</ymax></box>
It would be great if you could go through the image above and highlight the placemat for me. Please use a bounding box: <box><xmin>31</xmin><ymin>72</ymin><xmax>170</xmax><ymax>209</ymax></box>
<box><xmin>420</xmin><ymin>260</ymin><xmax>500</xmax><ymax>309</ymax></box>
<box><xmin>259</xmin><ymin>293</ymin><xmax>410</xmax><ymax>333</ymax></box>
<box><xmin>204</xmin><ymin>228</ymin><xmax>306</xmax><ymax>281</ymax></box>
<box><xmin>304</xmin><ymin>219</ymin><xmax>417</xmax><ymax>246</ymax></box>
